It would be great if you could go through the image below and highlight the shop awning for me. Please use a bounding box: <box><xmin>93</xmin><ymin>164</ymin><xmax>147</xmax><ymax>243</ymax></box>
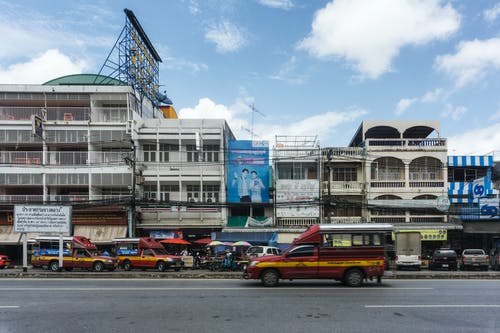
<box><xmin>73</xmin><ymin>225</ymin><xmax>127</xmax><ymax>244</ymax></box>
<box><xmin>463</xmin><ymin>222</ymin><xmax>500</xmax><ymax>234</ymax></box>
<box><xmin>0</xmin><ymin>226</ymin><xmax>48</xmax><ymax>245</ymax></box>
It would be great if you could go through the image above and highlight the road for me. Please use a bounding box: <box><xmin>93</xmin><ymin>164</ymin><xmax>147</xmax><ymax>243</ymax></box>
<box><xmin>0</xmin><ymin>279</ymin><xmax>498</xmax><ymax>333</ymax></box>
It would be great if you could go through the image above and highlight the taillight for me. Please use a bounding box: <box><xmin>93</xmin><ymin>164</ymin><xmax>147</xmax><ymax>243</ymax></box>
<box><xmin>462</xmin><ymin>256</ymin><xmax>467</xmax><ymax>261</ymax></box>
<box><xmin>418</xmin><ymin>255</ymin><xmax>421</xmax><ymax>260</ymax></box>
<box><xmin>486</xmin><ymin>256</ymin><xmax>490</xmax><ymax>261</ymax></box>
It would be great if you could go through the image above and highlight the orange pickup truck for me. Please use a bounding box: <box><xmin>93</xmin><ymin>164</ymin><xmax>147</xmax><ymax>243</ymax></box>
<box><xmin>32</xmin><ymin>236</ymin><xmax>118</xmax><ymax>272</ymax></box>
<box><xmin>113</xmin><ymin>237</ymin><xmax>184</xmax><ymax>272</ymax></box>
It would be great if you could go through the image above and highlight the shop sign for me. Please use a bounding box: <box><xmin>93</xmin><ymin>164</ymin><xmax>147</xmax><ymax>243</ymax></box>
<box><xmin>14</xmin><ymin>205</ymin><xmax>71</xmax><ymax>233</ymax></box>
<box><xmin>392</xmin><ymin>229</ymin><xmax>447</xmax><ymax>241</ymax></box>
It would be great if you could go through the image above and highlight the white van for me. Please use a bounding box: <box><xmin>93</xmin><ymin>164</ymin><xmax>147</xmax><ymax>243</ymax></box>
<box><xmin>245</xmin><ymin>246</ymin><xmax>281</xmax><ymax>258</ymax></box>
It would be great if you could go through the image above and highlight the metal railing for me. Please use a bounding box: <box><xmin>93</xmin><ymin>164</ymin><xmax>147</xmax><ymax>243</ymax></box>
<box><xmin>0</xmin><ymin>194</ymin><xmax>130</xmax><ymax>203</ymax></box>
<box><xmin>0</xmin><ymin>106</ymin><xmax>128</xmax><ymax>123</ymax></box>
<box><xmin>365</xmin><ymin>138</ymin><xmax>446</xmax><ymax>148</ymax></box>
<box><xmin>0</xmin><ymin>151</ymin><xmax>43</xmax><ymax>165</ymax></box>
<box><xmin>0</xmin><ymin>151</ymin><xmax>131</xmax><ymax>166</ymax></box>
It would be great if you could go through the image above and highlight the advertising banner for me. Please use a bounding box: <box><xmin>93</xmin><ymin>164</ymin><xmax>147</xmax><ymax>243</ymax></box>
<box><xmin>479</xmin><ymin>198</ymin><xmax>499</xmax><ymax>220</ymax></box>
<box><xmin>392</xmin><ymin>229</ymin><xmax>447</xmax><ymax>241</ymax></box>
<box><xmin>14</xmin><ymin>205</ymin><xmax>71</xmax><ymax>233</ymax></box>
<box><xmin>472</xmin><ymin>177</ymin><xmax>487</xmax><ymax>199</ymax></box>
<box><xmin>276</xmin><ymin>180</ymin><xmax>320</xmax><ymax>217</ymax></box>
<box><xmin>227</xmin><ymin>140</ymin><xmax>269</xmax><ymax>203</ymax></box>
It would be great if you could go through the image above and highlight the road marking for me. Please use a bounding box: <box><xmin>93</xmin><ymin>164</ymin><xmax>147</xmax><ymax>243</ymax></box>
<box><xmin>0</xmin><ymin>287</ymin><xmax>432</xmax><ymax>291</ymax></box>
<box><xmin>366</xmin><ymin>305</ymin><xmax>500</xmax><ymax>308</ymax></box>
<box><xmin>0</xmin><ymin>306</ymin><xmax>19</xmax><ymax>309</ymax></box>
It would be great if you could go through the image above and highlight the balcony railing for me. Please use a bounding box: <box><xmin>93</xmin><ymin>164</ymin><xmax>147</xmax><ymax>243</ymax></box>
<box><xmin>329</xmin><ymin>217</ymin><xmax>364</xmax><ymax>224</ymax></box>
<box><xmin>0</xmin><ymin>194</ymin><xmax>130</xmax><ymax>203</ymax></box>
<box><xmin>370</xmin><ymin>181</ymin><xmax>405</xmax><ymax>188</ymax></box>
<box><xmin>323</xmin><ymin>181</ymin><xmax>364</xmax><ymax>192</ymax></box>
<box><xmin>276</xmin><ymin>217</ymin><xmax>319</xmax><ymax>228</ymax></box>
<box><xmin>321</xmin><ymin>147</ymin><xmax>364</xmax><ymax>159</ymax></box>
<box><xmin>0</xmin><ymin>152</ymin><xmax>42</xmax><ymax>165</ymax></box>
<box><xmin>365</xmin><ymin>138</ymin><xmax>446</xmax><ymax>149</ymax></box>
<box><xmin>0</xmin><ymin>106</ymin><xmax>128</xmax><ymax>122</ymax></box>
<box><xmin>0</xmin><ymin>151</ymin><xmax>131</xmax><ymax>165</ymax></box>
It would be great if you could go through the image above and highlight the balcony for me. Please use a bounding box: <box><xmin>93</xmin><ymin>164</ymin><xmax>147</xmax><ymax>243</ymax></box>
<box><xmin>91</xmin><ymin>107</ymin><xmax>128</xmax><ymax>123</ymax></box>
<box><xmin>0</xmin><ymin>106</ymin><xmax>90</xmax><ymax>121</ymax></box>
<box><xmin>328</xmin><ymin>217</ymin><xmax>364</xmax><ymax>224</ymax></box>
<box><xmin>0</xmin><ymin>194</ymin><xmax>130</xmax><ymax>204</ymax></box>
<box><xmin>0</xmin><ymin>151</ymin><xmax>42</xmax><ymax>165</ymax></box>
<box><xmin>365</xmin><ymin>138</ymin><xmax>446</xmax><ymax>151</ymax></box>
<box><xmin>276</xmin><ymin>217</ymin><xmax>319</xmax><ymax>228</ymax></box>
<box><xmin>321</xmin><ymin>147</ymin><xmax>364</xmax><ymax>159</ymax></box>
<box><xmin>323</xmin><ymin>181</ymin><xmax>364</xmax><ymax>194</ymax></box>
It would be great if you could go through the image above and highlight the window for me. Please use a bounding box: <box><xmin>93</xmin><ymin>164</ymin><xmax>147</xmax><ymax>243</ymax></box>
<box><xmin>143</xmin><ymin>184</ymin><xmax>157</xmax><ymax>200</ymax></box>
<box><xmin>287</xmin><ymin>245</ymin><xmax>315</xmax><ymax>257</ymax></box>
<box><xmin>371</xmin><ymin>157</ymin><xmax>404</xmax><ymax>180</ymax></box>
<box><xmin>324</xmin><ymin>233</ymin><xmax>383</xmax><ymax>247</ymax></box>
<box><xmin>143</xmin><ymin>144</ymin><xmax>156</xmax><ymax>162</ymax></box>
<box><xmin>332</xmin><ymin>168</ymin><xmax>357</xmax><ymax>181</ymax></box>
<box><xmin>187</xmin><ymin>184</ymin><xmax>200</xmax><ymax>202</ymax></box>
<box><xmin>203</xmin><ymin>145</ymin><xmax>219</xmax><ymax>163</ymax></box>
<box><xmin>203</xmin><ymin>184</ymin><xmax>220</xmax><ymax>203</ymax></box>
<box><xmin>277</xmin><ymin>162</ymin><xmax>317</xmax><ymax>180</ymax></box>
<box><xmin>160</xmin><ymin>184</ymin><xmax>179</xmax><ymax>202</ymax></box>
<box><xmin>143</xmin><ymin>249</ymin><xmax>154</xmax><ymax>256</ymax></box>
<box><xmin>186</xmin><ymin>145</ymin><xmax>200</xmax><ymax>162</ymax></box>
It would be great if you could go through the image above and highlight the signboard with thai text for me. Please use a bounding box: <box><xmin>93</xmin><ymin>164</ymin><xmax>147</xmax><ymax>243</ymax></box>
<box><xmin>14</xmin><ymin>205</ymin><xmax>71</xmax><ymax>233</ymax></box>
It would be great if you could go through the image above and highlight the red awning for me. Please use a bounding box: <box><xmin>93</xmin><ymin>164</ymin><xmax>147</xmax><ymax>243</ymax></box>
<box><xmin>159</xmin><ymin>238</ymin><xmax>191</xmax><ymax>245</ymax></box>
<box><xmin>192</xmin><ymin>238</ymin><xmax>212</xmax><ymax>244</ymax></box>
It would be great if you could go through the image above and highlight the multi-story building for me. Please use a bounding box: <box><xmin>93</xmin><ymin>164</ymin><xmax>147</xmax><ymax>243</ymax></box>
<box><xmin>323</xmin><ymin>121</ymin><xmax>458</xmax><ymax>254</ymax></box>
<box><xmin>136</xmin><ymin>118</ymin><xmax>235</xmax><ymax>240</ymax></box>
<box><xmin>0</xmin><ymin>74</ymin><xmax>155</xmax><ymax>257</ymax></box>
<box><xmin>448</xmin><ymin>154</ymin><xmax>499</xmax><ymax>250</ymax></box>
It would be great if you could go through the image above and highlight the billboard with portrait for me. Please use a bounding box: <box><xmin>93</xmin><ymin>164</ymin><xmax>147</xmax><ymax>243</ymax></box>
<box><xmin>227</xmin><ymin>140</ymin><xmax>270</xmax><ymax>203</ymax></box>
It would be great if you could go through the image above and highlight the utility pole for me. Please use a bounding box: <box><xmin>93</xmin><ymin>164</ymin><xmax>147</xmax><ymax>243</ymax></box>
<box><xmin>124</xmin><ymin>140</ymin><xmax>136</xmax><ymax>237</ymax></box>
<box><xmin>326</xmin><ymin>149</ymin><xmax>333</xmax><ymax>224</ymax></box>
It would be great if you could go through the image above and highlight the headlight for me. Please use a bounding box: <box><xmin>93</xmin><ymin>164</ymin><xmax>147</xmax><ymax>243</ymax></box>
<box><xmin>106</xmin><ymin>260</ymin><xmax>113</xmax><ymax>263</ymax></box>
<box><xmin>167</xmin><ymin>258</ymin><xmax>174</xmax><ymax>262</ymax></box>
<box><xmin>249</xmin><ymin>261</ymin><xmax>259</xmax><ymax>267</ymax></box>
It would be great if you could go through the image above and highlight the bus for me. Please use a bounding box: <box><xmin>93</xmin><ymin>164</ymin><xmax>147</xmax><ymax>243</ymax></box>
<box><xmin>244</xmin><ymin>224</ymin><xmax>393</xmax><ymax>287</ymax></box>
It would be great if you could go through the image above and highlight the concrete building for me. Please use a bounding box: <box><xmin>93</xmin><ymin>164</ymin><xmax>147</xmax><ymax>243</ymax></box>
<box><xmin>323</xmin><ymin>121</ymin><xmax>457</xmax><ymax>254</ymax></box>
<box><xmin>136</xmin><ymin>118</ymin><xmax>235</xmax><ymax>240</ymax></box>
<box><xmin>0</xmin><ymin>75</ymin><xmax>152</xmax><ymax>257</ymax></box>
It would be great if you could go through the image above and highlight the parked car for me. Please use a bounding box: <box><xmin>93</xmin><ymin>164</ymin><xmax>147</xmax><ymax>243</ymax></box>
<box><xmin>460</xmin><ymin>249</ymin><xmax>489</xmax><ymax>271</ymax></box>
<box><xmin>244</xmin><ymin>246</ymin><xmax>281</xmax><ymax>259</ymax></box>
<box><xmin>489</xmin><ymin>249</ymin><xmax>500</xmax><ymax>271</ymax></box>
<box><xmin>0</xmin><ymin>254</ymin><xmax>12</xmax><ymax>269</ymax></box>
<box><xmin>429</xmin><ymin>249</ymin><xmax>458</xmax><ymax>271</ymax></box>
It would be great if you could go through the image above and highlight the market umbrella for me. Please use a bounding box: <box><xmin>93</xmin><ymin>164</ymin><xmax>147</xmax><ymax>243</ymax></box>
<box><xmin>232</xmin><ymin>241</ymin><xmax>252</xmax><ymax>247</ymax></box>
<box><xmin>223</xmin><ymin>242</ymin><xmax>234</xmax><ymax>246</ymax></box>
<box><xmin>207</xmin><ymin>240</ymin><xmax>224</xmax><ymax>246</ymax></box>
<box><xmin>160</xmin><ymin>238</ymin><xmax>191</xmax><ymax>245</ymax></box>
<box><xmin>193</xmin><ymin>238</ymin><xmax>212</xmax><ymax>245</ymax></box>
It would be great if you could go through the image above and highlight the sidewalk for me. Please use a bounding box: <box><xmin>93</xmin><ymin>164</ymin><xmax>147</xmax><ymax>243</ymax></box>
<box><xmin>1</xmin><ymin>267</ymin><xmax>500</xmax><ymax>279</ymax></box>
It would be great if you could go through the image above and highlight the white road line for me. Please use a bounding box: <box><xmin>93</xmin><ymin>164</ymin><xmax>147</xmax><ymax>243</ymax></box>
<box><xmin>0</xmin><ymin>287</ymin><xmax>432</xmax><ymax>291</ymax></box>
<box><xmin>366</xmin><ymin>305</ymin><xmax>500</xmax><ymax>308</ymax></box>
<box><xmin>0</xmin><ymin>306</ymin><xmax>19</xmax><ymax>309</ymax></box>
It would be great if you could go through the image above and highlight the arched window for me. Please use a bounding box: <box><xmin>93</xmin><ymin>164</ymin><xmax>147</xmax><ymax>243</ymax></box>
<box><xmin>371</xmin><ymin>157</ymin><xmax>404</xmax><ymax>180</ymax></box>
<box><xmin>409</xmin><ymin>157</ymin><xmax>443</xmax><ymax>180</ymax></box>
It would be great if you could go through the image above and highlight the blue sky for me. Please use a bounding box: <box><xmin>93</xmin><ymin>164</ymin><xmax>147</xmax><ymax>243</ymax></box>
<box><xmin>0</xmin><ymin>0</ymin><xmax>499</xmax><ymax>155</ymax></box>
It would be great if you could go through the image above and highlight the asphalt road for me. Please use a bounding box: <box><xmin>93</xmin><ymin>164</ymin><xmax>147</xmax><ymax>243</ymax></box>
<box><xmin>0</xmin><ymin>279</ymin><xmax>499</xmax><ymax>333</ymax></box>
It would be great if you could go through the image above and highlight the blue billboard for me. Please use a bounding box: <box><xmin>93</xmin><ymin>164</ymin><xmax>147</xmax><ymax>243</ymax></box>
<box><xmin>227</xmin><ymin>140</ymin><xmax>270</xmax><ymax>203</ymax></box>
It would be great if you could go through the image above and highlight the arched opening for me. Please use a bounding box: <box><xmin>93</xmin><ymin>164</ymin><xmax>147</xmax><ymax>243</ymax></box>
<box><xmin>365</xmin><ymin>126</ymin><xmax>400</xmax><ymax>139</ymax></box>
<box><xmin>409</xmin><ymin>157</ymin><xmax>443</xmax><ymax>180</ymax></box>
<box><xmin>403</xmin><ymin>126</ymin><xmax>439</xmax><ymax>139</ymax></box>
<box><xmin>413</xmin><ymin>194</ymin><xmax>437</xmax><ymax>200</ymax></box>
<box><xmin>371</xmin><ymin>157</ymin><xmax>405</xmax><ymax>180</ymax></box>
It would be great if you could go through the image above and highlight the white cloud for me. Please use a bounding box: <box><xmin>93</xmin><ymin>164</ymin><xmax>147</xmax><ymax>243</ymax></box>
<box><xmin>269</xmin><ymin>56</ymin><xmax>306</xmax><ymax>84</ymax></box>
<box><xmin>484</xmin><ymin>3</ymin><xmax>500</xmax><ymax>23</ymax></box>
<box><xmin>448</xmin><ymin>122</ymin><xmax>500</xmax><ymax>155</ymax></box>
<box><xmin>188</xmin><ymin>0</ymin><xmax>201</xmax><ymax>15</ymax></box>
<box><xmin>435</xmin><ymin>38</ymin><xmax>500</xmax><ymax>87</ymax></box>
<box><xmin>395</xmin><ymin>98</ymin><xmax>417</xmax><ymax>116</ymax></box>
<box><xmin>0</xmin><ymin>49</ymin><xmax>87</xmax><ymax>84</ymax></box>
<box><xmin>205</xmin><ymin>21</ymin><xmax>248</xmax><ymax>53</ymax></box>
<box><xmin>257</xmin><ymin>0</ymin><xmax>294</xmax><ymax>10</ymax></box>
<box><xmin>178</xmin><ymin>97</ymin><xmax>366</xmax><ymax>145</ymax></box>
<box><xmin>421</xmin><ymin>88</ymin><xmax>443</xmax><ymax>103</ymax></box>
<box><xmin>442</xmin><ymin>104</ymin><xmax>467</xmax><ymax>121</ymax></box>
<box><xmin>297</xmin><ymin>0</ymin><xmax>460</xmax><ymax>79</ymax></box>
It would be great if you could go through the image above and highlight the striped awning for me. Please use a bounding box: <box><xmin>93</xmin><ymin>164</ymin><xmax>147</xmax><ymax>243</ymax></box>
<box><xmin>447</xmin><ymin>155</ymin><xmax>493</xmax><ymax>167</ymax></box>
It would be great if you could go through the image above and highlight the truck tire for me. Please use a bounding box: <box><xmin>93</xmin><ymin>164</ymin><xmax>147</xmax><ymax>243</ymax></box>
<box><xmin>122</xmin><ymin>260</ymin><xmax>132</xmax><ymax>271</ymax></box>
<box><xmin>261</xmin><ymin>269</ymin><xmax>280</xmax><ymax>287</ymax></box>
<box><xmin>93</xmin><ymin>261</ymin><xmax>104</xmax><ymax>272</ymax></box>
<box><xmin>49</xmin><ymin>261</ymin><xmax>59</xmax><ymax>272</ymax></box>
<box><xmin>343</xmin><ymin>269</ymin><xmax>364</xmax><ymax>287</ymax></box>
<box><xmin>157</xmin><ymin>261</ymin><xmax>166</xmax><ymax>272</ymax></box>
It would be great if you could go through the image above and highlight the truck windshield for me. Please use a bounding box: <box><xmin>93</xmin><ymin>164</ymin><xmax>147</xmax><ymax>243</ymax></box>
<box><xmin>88</xmin><ymin>250</ymin><xmax>102</xmax><ymax>256</ymax></box>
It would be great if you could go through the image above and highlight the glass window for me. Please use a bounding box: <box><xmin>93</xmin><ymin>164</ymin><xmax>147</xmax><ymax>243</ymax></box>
<box><xmin>332</xmin><ymin>168</ymin><xmax>357</xmax><ymax>181</ymax></box>
<box><xmin>287</xmin><ymin>245</ymin><xmax>315</xmax><ymax>257</ymax></box>
<box><xmin>143</xmin><ymin>144</ymin><xmax>156</xmax><ymax>162</ymax></box>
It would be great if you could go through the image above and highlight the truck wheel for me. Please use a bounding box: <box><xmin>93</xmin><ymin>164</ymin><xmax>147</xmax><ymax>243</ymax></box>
<box><xmin>122</xmin><ymin>260</ymin><xmax>131</xmax><ymax>271</ymax></box>
<box><xmin>157</xmin><ymin>261</ymin><xmax>166</xmax><ymax>272</ymax></box>
<box><xmin>344</xmin><ymin>269</ymin><xmax>364</xmax><ymax>287</ymax></box>
<box><xmin>261</xmin><ymin>269</ymin><xmax>279</xmax><ymax>287</ymax></box>
<box><xmin>49</xmin><ymin>261</ymin><xmax>59</xmax><ymax>272</ymax></box>
<box><xmin>93</xmin><ymin>262</ymin><xmax>104</xmax><ymax>272</ymax></box>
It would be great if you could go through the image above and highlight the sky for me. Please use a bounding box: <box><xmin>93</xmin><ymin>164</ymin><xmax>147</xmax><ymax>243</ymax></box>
<box><xmin>0</xmin><ymin>0</ymin><xmax>499</xmax><ymax>156</ymax></box>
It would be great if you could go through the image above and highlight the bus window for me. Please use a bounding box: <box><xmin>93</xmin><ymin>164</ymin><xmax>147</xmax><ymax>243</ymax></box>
<box><xmin>331</xmin><ymin>234</ymin><xmax>352</xmax><ymax>247</ymax></box>
<box><xmin>372</xmin><ymin>234</ymin><xmax>381</xmax><ymax>246</ymax></box>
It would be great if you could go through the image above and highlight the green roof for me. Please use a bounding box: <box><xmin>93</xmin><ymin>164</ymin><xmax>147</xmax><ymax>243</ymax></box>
<box><xmin>43</xmin><ymin>74</ymin><xmax>126</xmax><ymax>86</ymax></box>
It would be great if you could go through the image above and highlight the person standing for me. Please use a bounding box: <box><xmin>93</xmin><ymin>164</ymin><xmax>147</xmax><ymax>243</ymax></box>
<box><xmin>249</xmin><ymin>170</ymin><xmax>264</xmax><ymax>203</ymax></box>
<box><xmin>232</xmin><ymin>168</ymin><xmax>251</xmax><ymax>202</ymax></box>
